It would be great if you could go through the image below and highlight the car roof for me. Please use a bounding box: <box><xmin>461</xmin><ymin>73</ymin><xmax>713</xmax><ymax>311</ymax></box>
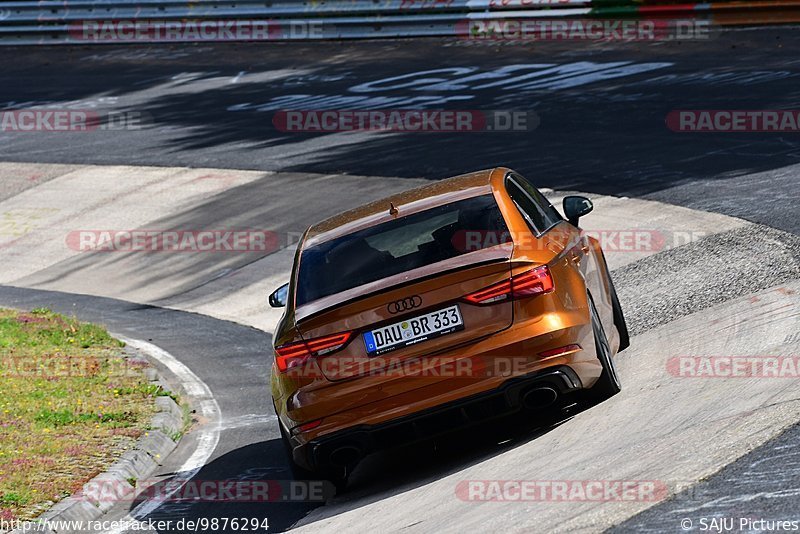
<box><xmin>304</xmin><ymin>167</ymin><xmax>506</xmax><ymax>247</ymax></box>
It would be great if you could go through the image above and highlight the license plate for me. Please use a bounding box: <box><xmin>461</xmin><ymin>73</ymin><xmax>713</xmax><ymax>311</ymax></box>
<box><xmin>363</xmin><ymin>304</ymin><xmax>464</xmax><ymax>356</ymax></box>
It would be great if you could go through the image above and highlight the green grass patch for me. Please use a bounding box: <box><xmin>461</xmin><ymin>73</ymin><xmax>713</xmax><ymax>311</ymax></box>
<box><xmin>0</xmin><ymin>308</ymin><xmax>158</xmax><ymax>520</ymax></box>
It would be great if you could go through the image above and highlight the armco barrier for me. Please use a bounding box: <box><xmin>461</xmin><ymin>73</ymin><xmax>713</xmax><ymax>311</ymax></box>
<box><xmin>0</xmin><ymin>0</ymin><xmax>798</xmax><ymax>44</ymax></box>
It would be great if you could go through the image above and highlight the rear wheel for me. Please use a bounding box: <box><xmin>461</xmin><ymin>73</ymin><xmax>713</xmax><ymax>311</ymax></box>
<box><xmin>588</xmin><ymin>294</ymin><xmax>622</xmax><ymax>402</ymax></box>
<box><xmin>599</xmin><ymin>251</ymin><xmax>629</xmax><ymax>352</ymax></box>
<box><xmin>278</xmin><ymin>422</ymin><xmax>349</xmax><ymax>492</ymax></box>
<box><xmin>607</xmin><ymin>272</ymin><xmax>630</xmax><ymax>352</ymax></box>
<box><xmin>278</xmin><ymin>421</ymin><xmax>315</xmax><ymax>480</ymax></box>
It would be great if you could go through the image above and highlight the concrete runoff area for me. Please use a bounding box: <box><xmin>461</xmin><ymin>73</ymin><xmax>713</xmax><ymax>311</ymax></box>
<box><xmin>0</xmin><ymin>162</ymin><xmax>750</xmax><ymax>332</ymax></box>
<box><xmin>0</xmin><ymin>161</ymin><xmax>798</xmax><ymax>532</ymax></box>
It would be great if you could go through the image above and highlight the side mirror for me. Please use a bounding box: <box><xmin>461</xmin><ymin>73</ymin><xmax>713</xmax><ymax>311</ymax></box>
<box><xmin>268</xmin><ymin>283</ymin><xmax>289</xmax><ymax>308</ymax></box>
<box><xmin>563</xmin><ymin>196</ymin><xmax>593</xmax><ymax>227</ymax></box>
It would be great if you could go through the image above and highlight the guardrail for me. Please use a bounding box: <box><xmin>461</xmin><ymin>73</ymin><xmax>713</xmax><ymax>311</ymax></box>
<box><xmin>0</xmin><ymin>0</ymin><xmax>798</xmax><ymax>45</ymax></box>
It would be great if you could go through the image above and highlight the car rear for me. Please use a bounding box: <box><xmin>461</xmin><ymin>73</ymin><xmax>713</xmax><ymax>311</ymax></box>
<box><xmin>272</xmin><ymin>170</ymin><xmax>602</xmax><ymax>473</ymax></box>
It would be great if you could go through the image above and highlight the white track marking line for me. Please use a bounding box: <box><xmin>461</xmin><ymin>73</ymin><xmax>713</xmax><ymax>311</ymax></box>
<box><xmin>105</xmin><ymin>336</ymin><xmax>222</xmax><ymax>534</ymax></box>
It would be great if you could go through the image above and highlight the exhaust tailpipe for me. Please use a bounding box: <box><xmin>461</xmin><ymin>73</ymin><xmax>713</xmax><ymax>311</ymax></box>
<box><xmin>521</xmin><ymin>387</ymin><xmax>559</xmax><ymax>410</ymax></box>
<box><xmin>328</xmin><ymin>445</ymin><xmax>363</xmax><ymax>468</ymax></box>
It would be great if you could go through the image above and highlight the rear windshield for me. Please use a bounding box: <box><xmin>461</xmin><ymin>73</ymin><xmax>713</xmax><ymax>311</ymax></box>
<box><xmin>296</xmin><ymin>194</ymin><xmax>511</xmax><ymax>306</ymax></box>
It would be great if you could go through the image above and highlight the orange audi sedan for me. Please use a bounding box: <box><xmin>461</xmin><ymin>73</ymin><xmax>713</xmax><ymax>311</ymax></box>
<box><xmin>269</xmin><ymin>167</ymin><xmax>629</xmax><ymax>485</ymax></box>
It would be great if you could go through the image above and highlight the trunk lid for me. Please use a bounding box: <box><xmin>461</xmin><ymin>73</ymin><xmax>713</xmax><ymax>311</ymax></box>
<box><xmin>296</xmin><ymin>244</ymin><xmax>514</xmax><ymax>381</ymax></box>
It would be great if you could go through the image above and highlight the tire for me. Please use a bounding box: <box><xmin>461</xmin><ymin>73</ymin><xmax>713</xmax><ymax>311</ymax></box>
<box><xmin>599</xmin><ymin>252</ymin><xmax>630</xmax><ymax>352</ymax></box>
<box><xmin>278</xmin><ymin>421</ymin><xmax>315</xmax><ymax>481</ymax></box>
<box><xmin>587</xmin><ymin>293</ymin><xmax>622</xmax><ymax>402</ymax></box>
<box><xmin>278</xmin><ymin>422</ymin><xmax>349</xmax><ymax>491</ymax></box>
<box><xmin>607</xmin><ymin>274</ymin><xmax>630</xmax><ymax>352</ymax></box>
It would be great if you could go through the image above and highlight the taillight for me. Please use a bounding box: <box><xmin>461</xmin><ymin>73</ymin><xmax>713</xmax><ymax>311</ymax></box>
<box><xmin>291</xmin><ymin>418</ymin><xmax>322</xmax><ymax>436</ymax></box>
<box><xmin>463</xmin><ymin>265</ymin><xmax>554</xmax><ymax>305</ymax></box>
<box><xmin>274</xmin><ymin>331</ymin><xmax>353</xmax><ymax>372</ymax></box>
<box><xmin>538</xmin><ymin>344</ymin><xmax>582</xmax><ymax>358</ymax></box>
<box><xmin>511</xmin><ymin>265</ymin><xmax>555</xmax><ymax>297</ymax></box>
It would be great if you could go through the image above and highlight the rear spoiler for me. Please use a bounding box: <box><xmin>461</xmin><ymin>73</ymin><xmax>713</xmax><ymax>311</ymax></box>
<box><xmin>295</xmin><ymin>244</ymin><xmax>513</xmax><ymax>324</ymax></box>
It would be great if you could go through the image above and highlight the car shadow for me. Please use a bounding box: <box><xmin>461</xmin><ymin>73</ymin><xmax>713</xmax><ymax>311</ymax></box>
<box><xmin>126</xmin><ymin>438</ymin><xmax>322</xmax><ymax>533</ymax></box>
<box><xmin>124</xmin><ymin>393</ymin><xmax>600</xmax><ymax>532</ymax></box>
<box><xmin>293</xmin><ymin>393</ymin><xmax>601</xmax><ymax>526</ymax></box>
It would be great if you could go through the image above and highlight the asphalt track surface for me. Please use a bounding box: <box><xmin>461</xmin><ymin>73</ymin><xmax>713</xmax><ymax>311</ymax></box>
<box><xmin>613</xmin><ymin>420</ymin><xmax>800</xmax><ymax>533</ymax></box>
<box><xmin>0</xmin><ymin>28</ymin><xmax>799</xmax><ymax>234</ymax></box>
<box><xmin>1</xmin><ymin>26</ymin><xmax>800</xmax><ymax>534</ymax></box>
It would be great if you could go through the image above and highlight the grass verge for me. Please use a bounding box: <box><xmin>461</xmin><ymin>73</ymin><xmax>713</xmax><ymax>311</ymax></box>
<box><xmin>0</xmin><ymin>308</ymin><xmax>159</xmax><ymax>521</ymax></box>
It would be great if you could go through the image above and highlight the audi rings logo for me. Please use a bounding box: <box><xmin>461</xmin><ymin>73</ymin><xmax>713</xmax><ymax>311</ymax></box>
<box><xmin>388</xmin><ymin>296</ymin><xmax>422</xmax><ymax>314</ymax></box>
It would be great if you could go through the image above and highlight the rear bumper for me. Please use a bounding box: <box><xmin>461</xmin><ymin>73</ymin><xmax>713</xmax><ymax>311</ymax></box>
<box><xmin>293</xmin><ymin>365</ymin><xmax>582</xmax><ymax>471</ymax></box>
